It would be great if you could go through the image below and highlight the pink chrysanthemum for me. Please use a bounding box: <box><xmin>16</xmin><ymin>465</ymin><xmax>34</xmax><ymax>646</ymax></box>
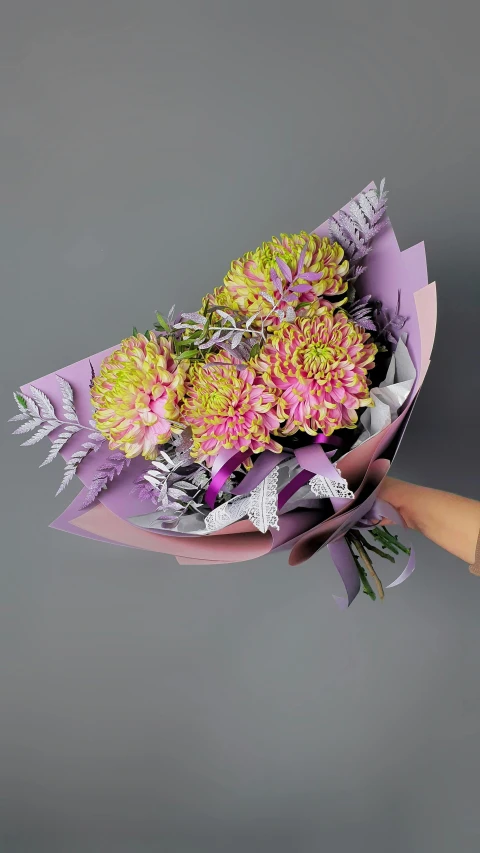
<box><xmin>210</xmin><ymin>232</ymin><xmax>349</xmax><ymax>328</ymax></box>
<box><xmin>182</xmin><ymin>353</ymin><xmax>286</xmax><ymax>464</ymax></box>
<box><xmin>91</xmin><ymin>333</ymin><xmax>187</xmax><ymax>459</ymax></box>
<box><xmin>255</xmin><ymin>308</ymin><xmax>377</xmax><ymax>437</ymax></box>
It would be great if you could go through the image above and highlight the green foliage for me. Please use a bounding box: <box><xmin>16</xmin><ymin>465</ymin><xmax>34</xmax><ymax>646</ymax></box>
<box><xmin>155</xmin><ymin>312</ymin><xmax>170</xmax><ymax>332</ymax></box>
<box><xmin>14</xmin><ymin>392</ymin><xmax>27</xmax><ymax>410</ymax></box>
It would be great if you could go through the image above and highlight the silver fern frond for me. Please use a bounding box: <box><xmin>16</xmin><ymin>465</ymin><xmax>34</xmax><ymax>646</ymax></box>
<box><xmin>56</xmin><ymin>375</ymin><xmax>79</xmax><ymax>422</ymax></box>
<box><xmin>39</xmin><ymin>425</ymin><xmax>82</xmax><ymax>467</ymax></box>
<box><xmin>328</xmin><ymin>180</ymin><xmax>388</xmax><ymax>282</ymax></box>
<box><xmin>29</xmin><ymin>385</ymin><xmax>55</xmax><ymax>419</ymax></box>
<box><xmin>56</xmin><ymin>448</ymin><xmax>91</xmax><ymax>496</ymax></box>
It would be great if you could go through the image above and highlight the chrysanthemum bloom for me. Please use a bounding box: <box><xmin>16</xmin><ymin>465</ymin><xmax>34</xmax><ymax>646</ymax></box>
<box><xmin>91</xmin><ymin>333</ymin><xmax>187</xmax><ymax>459</ymax></box>
<box><xmin>255</xmin><ymin>308</ymin><xmax>377</xmax><ymax>437</ymax></box>
<box><xmin>210</xmin><ymin>232</ymin><xmax>349</xmax><ymax>328</ymax></box>
<box><xmin>182</xmin><ymin>353</ymin><xmax>286</xmax><ymax>464</ymax></box>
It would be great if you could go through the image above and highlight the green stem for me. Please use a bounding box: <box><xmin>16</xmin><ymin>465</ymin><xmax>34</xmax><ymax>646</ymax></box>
<box><xmin>350</xmin><ymin>533</ymin><xmax>385</xmax><ymax>600</ymax></box>
<box><xmin>371</xmin><ymin>526</ymin><xmax>411</xmax><ymax>555</ymax></box>
<box><xmin>345</xmin><ymin>535</ymin><xmax>376</xmax><ymax>601</ymax></box>
<box><xmin>355</xmin><ymin>531</ymin><xmax>395</xmax><ymax>563</ymax></box>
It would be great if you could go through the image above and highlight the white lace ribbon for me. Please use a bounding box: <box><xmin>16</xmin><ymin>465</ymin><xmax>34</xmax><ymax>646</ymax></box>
<box><xmin>204</xmin><ymin>467</ymin><xmax>280</xmax><ymax>534</ymax></box>
<box><xmin>309</xmin><ymin>473</ymin><xmax>354</xmax><ymax>500</ymax></box>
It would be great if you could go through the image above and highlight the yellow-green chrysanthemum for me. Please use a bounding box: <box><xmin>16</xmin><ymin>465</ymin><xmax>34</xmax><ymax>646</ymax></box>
<box><xmin>209</xmin><ymin>231</ymin><xmax>349</xmax><ymax>328</ymax></box>
<box><xmin>91</xmin><ymin>332</ymin><xmax>187</xmax><ymax>460</ymax></box>
<box><xmin>254</xmin><ymin>307</ymin><xmax>377</xmax><ymax>437</ymax></box>
<box><xmin>182</xmin><ymin>352</ymin><xmax>285</xmax><ymax>464</ymax></box>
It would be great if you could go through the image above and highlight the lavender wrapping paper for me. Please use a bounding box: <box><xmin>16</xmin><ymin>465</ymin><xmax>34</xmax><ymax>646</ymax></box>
<box><xmin>21</xmin><ymin>183</ymin><xmax>435</xmax><ymax>562</ymax></box>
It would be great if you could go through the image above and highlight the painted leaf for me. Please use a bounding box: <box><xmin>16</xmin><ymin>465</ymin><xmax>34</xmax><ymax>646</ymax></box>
<box><xmin>56</xmin><ymin>375</ymin><xmax>78</xmax><ymax>422</ymax></box>
<box><xmin>21</xmin><ymin>423</ymin><xmax>57</xmax><ymax>446</ymax></box>
<box><xmin>29</xmin><ymin>385</ymin><xmax>55</xmax><ymax>419</ymax></box>
<box><xmin>13</xmin><ymin>419</ymin><xmax>42</xmax><ymax>435</ymax></box>
<box><xmin>39</xmin><ymin>425</ymin><xmax>81</xmax><ymax>467</ymax></box>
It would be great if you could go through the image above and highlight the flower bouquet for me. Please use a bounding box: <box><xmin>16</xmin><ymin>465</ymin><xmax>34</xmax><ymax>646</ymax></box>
<box><xmin>10</xmin><ymin>181</ymin><xmax>436</xmax><ymax>606</ymax></box>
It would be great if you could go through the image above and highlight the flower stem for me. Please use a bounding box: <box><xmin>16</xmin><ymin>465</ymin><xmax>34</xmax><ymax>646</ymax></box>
<box><xmin>347</xmin><ymin>532</ymin><xmax>385</xmax><ymax>600</ymax></box>
<box><xmin>371</xmin><ymin>526</ymin><xmax>411</xmax><ymax>555</ymax></box>
<box><xmin>345</xmin><ymin>535</ymin><xmax>376</xmax><ymax>601</ymax></box>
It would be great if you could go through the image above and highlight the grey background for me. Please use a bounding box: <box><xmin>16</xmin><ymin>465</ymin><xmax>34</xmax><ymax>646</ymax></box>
<box><xmin>1</xmin><ymin>1</ymin><xmax>479</xmax><ymax>851</ymax></box>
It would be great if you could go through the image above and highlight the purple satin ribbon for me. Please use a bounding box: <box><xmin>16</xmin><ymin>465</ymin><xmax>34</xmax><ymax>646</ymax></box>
<box><xmin>207</xmin><ymin>433</ymin><xmax>343</xmax><ymax>510</ymax></box>
<box><xmin>277</xmin><ymin>449</ymin><xmax>336</xmax><ymax>510</ymax></box>
<box><xmin>328</xmin><ymin>498</ymin><xmax>416</xmax><ymax>609</ymax></box>
<box><xmin>278</xmin><ymin>434</ymin><xmax>347</xmax><ymax>513</ymax></box>
<box><xmin>204</xmin><ymin>448</ymin><xmax>252</xmax><ymax>509</ymax></box>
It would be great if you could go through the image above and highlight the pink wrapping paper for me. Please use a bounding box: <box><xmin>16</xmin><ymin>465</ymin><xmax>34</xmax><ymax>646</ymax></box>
<box><xmin>21</xmin><ymin>184</ymin><xmax>436</xmax><ymax>568</ymax></box>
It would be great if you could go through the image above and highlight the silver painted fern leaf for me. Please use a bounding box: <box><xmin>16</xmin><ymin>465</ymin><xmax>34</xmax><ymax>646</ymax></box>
<box><xmin>10</xmin><ymin>376</ymin><xmax>106</xmax><ymax>494</ymax></box>
<box><xmin>81</xmin><ymin>452</ymin><xmax>131</xmax><ymax>508</ymax></box>
<box><xmin>329</xmin><ymin>179</ymin><xmax>388</xmax><ymax>281</ymax></box>
<box><xmin>56</xmin><ymin>448</ymin><xmax>91</xmax><ymax>496</ymax></box>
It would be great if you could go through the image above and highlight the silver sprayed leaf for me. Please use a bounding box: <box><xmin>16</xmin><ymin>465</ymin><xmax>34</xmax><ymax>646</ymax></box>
<box><xmin>21</xmin><ymin>423</ymin><xmax>57</xmax><ymax>446</ymax></box>
<box><xmin>230</xmin><ymin>331</ymin><xmax>244</xmax><ymax>349</ymax></box>
<box><xmin>56</xmin><ymin>375</ymin><xmax>79</xmax><ymax>422</ymax></box>
<box><xmin>215</xmin><ymin>310</ymin><xmax>236</xmax><ymax>326</ymax></box>
<box><xmin>261</xmin><ymin>291</ymin><xmax>276</xmax><ymax>306</ymax></box>
<box><xmin>179</xmin><ymin>312</ymin><xmax>207</xmax><ymax>326</ymax></box>
<box><xmin>24</xmin><ymin>397</ymin><xmax>40</xmax><ymax>418</ymax></box>
<box><xmin>39</xmin><ymin>425</ymin><xmax>81</xmax><ymax>467</ymax></box>
<box><xmin>245</xmin><ymin>312</ymin><xmax>260</xmax><ymax>329</ymax></box>
<box><xmin>29</xmin><ymin>385</ymin><xmax>55</xmax><ymax>419</ymax></box>
<box><xmin>173</xmin><ymin>480</ymin><xmax>198</xmax><ymax>491</ymax></box>
<box><xmin>167</xmin><ymin>487</ymin><xmax>190</xmax><ymax>501</ymax></box>
<box><xmin>9</xmin><ymin>412</ymin><xmax>30</xmax><ymax>422</ymax></box>
<box><xmin>285</xmin><ymin>306</ymin><xmax>296</xmax><ymax>322</ymax></box>
<box><xmin>12</xmin><ymin>418</ymin><xmax>42</xmax><ymax>435</ymax></box>
<box><xmin>55</xmin><ymin>446</ymin><xmax>91</xmax><ymax>496</ymax></box>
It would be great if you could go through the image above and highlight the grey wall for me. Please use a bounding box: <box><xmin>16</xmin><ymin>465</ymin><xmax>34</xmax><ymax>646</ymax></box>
<box><xmin>1</xmin><ymin>2</ymin><xmax>479</xmax><ymax>851</ymax></box>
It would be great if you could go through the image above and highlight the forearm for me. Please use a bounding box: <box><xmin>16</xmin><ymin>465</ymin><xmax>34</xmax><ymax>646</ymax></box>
<box><xmin>378</xmin><ymin>477</ymin><xmax>480</xmax><ymax>565</ymax></box>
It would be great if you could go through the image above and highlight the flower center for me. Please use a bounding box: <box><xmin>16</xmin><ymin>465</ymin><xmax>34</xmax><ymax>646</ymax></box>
<box><xmin>207</xmin><ymin>391</ymin><xmax>230</xmax><ymax>413</ymax></box>
<box><xmin>303</xmin><ymin>342</ymin><xmax>336</xmax><ymax>375</ymax></box>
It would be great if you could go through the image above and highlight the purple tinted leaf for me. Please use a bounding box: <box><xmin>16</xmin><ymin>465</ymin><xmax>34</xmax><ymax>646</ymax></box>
<box><xmin>81</xmin><ymin>452</ymin><xmax>131</xmax><ymax>508</ymax></box>
<box><xmin>298</xmin><ymin>271</ymin><xmax>325</xmax><ymax>282</ymax></box>
<box><xmin>357</xmin><ymin>319</ymin><xmax>377</xmax><ymax>331</ymax></box>
<box><xmin>275</xmin><ymin>257</ymin><xmax>293</xmax><ymax>283</ymax></box>
<box><xmin>336</xmin><ymin>211</ymin><xmax>365</xmax><ymax>251</ymax></box>
<box><xmin>353</xmin><ymin>294</ymin><xmax>371</xmax><ymax>307</ymax></box>
<box><xmin>348</xmin><ymin>265</ymin><xmax>367</xmax><ymax>281</ymax></box>
<box><xmin>296</xmin><ymin>243</ymin><xmax>307</xmax><ymax>276</ymax></box>
<box><xmin>290</xmin><ymin>284</ymin><xmax>311</xmax><ymax>293</ymax></box>
<box><xmin>199</xmin><ymin>329</ymin><xmax>232</xmax><ymax>348</ymax></box>
<box><xmin>269</xmin><ymin>268</ymin><xmax>284</xmax><ymax>293</ymax></box>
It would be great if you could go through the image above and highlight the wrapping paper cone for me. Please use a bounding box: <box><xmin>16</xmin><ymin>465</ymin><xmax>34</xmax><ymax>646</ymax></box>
<box><xmin>17</xmin><ymin>184</ymin><xmax>435</xmax><ymax>575</ymax></box>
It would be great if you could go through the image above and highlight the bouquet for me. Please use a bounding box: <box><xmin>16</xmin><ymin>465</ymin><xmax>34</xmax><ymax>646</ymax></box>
<box><xmin>10</xmin><ymin>181</ymin><xmax>436</xmax><ymax>606</ymax></box>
